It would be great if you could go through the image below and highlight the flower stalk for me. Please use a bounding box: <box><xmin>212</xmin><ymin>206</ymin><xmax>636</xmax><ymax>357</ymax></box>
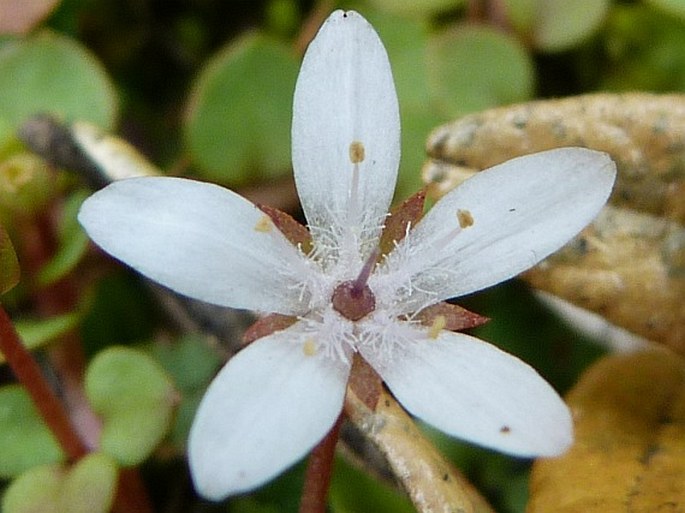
<box><xmin>0</xmin><ymin>303</ymin><xmax>87</xmax><ymax>460</ymax></box>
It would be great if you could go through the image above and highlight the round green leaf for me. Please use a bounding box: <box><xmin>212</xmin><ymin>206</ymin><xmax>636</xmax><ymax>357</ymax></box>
<box><xmin>366</xmin><ymin>0</ymin><xmax>465</xmax><ymax>18</ymax></box>
<box><xmin>504</xmin><ymin>0</ymin><xmax>610</xmax><ymax>52</ymax></box>
<box><xmin>427</xmin><ymin>24</ymin><xmax>534</xmax><ymax>118</ymax></box>
<box><xmin>61</xmin><ymin>452</ymin><xmax>118</xmax><ymax>513</ymax></box>
<box><xmin>2</xmin><ymin>452</ymin><xmax>118</xmax><ymax>513</ymax></box>
<box><xmin>0</xmin><ymin>222</ymin><xmax>19</xmax><ymax>294</ymax></box>
<box><xmin>1</xmin><ymin>464</ymin><xmax>61</xmax><ymax>513</ymax></box>
<box><xmin>185</xmin><ymin>32</ymin><xmax>298</xmax><ymax>185</ymax></box>
<box><xmin>0</xmin><ymin>385</ymin><xmax>65</xmax><ymax>478</ymax></box>
<box><xmin>85</xmin><ymin>346</ymin><xmax>177</xmax><ymax>466</ymax></box>
<box><xmin>0</xmin><ymin>30</ymin><xmax>117</xmax><ymax>129</ymax></box>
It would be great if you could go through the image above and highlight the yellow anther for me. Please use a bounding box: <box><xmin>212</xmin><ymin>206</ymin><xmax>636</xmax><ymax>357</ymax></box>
<box><xmin>254</xmin><ymin>215</ymin><xmax>272</xmax><ymax>233</ymax></box>
<box><xmin>457</xmin><ymin>209</ymin><xmax>474</xmax><ymax>229</ymax></box>
<box><xmin>303</xmin><ymin>338</ymin><xmax>317</xmax><ymax>356</ymax></box>
<box><xmin>428</xmin><ymin>315</ymin><xmax>446</xmax><ymax>339</ymax></box>
<box><xmin>349</xmin><ymin>141</ymin><xmax>365</xmax><ymax>164</ymax></box>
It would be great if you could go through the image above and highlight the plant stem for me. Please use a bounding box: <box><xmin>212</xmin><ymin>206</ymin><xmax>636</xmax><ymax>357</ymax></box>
<box><xmin>0</xmin><ymin>303</ymin><xmax>87</xmax><ymax>460</ymax></box>
<box><xmin>298</xmin><ymin>414</ymin><xmax>344</xmax><ymax>513</ymax></box>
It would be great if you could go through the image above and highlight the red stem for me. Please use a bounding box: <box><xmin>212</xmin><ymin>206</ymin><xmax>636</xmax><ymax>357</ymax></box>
<box><xmin>0</xmin><ymin>304</ymin><xmax>88</xmax><ymax>460</ymax></box>
<box><xmin>298</xmin><ymin>414</ymin><xmax>344</xmax><ymax>513</ymax></box>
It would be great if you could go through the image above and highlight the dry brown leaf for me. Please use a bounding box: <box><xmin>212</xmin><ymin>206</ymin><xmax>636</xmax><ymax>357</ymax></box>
<box><xmin>422</xmin><ymin>93</ymin><xmax>685</xmax><ymax>351</ymax></box>
<box><xmin>345</xmin><ymin>381</ymin><xmax>496</xmax><ymax>513</ymax></box>
<box><xmin>527</xmin><ymin>350</ymin><xmax>685</xmax><ymax>513</ymax></box>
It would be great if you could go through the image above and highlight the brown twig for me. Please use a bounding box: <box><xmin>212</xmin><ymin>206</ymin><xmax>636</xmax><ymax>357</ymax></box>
<box><xmin>0</xmin><ymin>303</ymin><xmax>88</xmax><ymax>460</ymax></box>
<box><xmin>298</xmin><ymin>414</ymin><xmax>344</xmax><ymax>513</ymax></box>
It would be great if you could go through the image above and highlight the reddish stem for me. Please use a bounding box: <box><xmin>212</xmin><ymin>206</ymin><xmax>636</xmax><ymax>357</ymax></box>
<box><xmin>298</xmin><ymin>414</ymin><xmax>344</xmax><ymax>513</ymax></box>
<box><xmin>0</xmin><ymin>304</ymin><xmax>88</xmax><ymax>460</ymax></box>
<box><xmin>112</xmin><ymin>468</ymin><xmax>155</xmax><ymax>513</ymax></box>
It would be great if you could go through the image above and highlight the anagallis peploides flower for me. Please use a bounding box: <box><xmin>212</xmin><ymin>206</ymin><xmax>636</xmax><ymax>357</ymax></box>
<box><xmin>78</xmin><ymin>10</ymin><xmax>616</xmax><ymax>501</ymax></box>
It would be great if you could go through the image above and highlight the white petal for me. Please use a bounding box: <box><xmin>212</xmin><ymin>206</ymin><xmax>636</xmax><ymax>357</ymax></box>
<box><xmin>376</xmin><ymin>148</ymin><xmax>616</xmax><ymax>312</ymax></box>
<box><xmin>78</xmin><ymin>177</ymin><xmax>315</xmax><ymax>314</ymax></box>
<box><xmin>292</xmin><ymin>10</ymin><xmax>400</xmax><ymax>261</ymax></box>
<box><xmin>188</xmin><ymin>322</ymin><xmax>351</xmax><ymax>500</ymax></box>
<box><xmin>360</xmin><ymin>328</ymin><xmax>573</xmax><ymax>457</ymax></box>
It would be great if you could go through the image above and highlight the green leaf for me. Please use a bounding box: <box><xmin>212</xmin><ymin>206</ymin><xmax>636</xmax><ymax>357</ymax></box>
<box><xmin>646</xmin><ymin>0</ymin><xmax>685</xmax><ymax>20</ymax></box>
<box><xmin>366</xmin><ymin>0</ymin><xmax>465</xmax><ymax>18</ymax></box>
<box><xmin>60</xmin><ymin>452</ymin><xmax>118</xmax><ymax>513</ymax></box>
<box><xmin>85</xmin><ymin>346</ymin><xmax>177</xmax><ymax>466</ymax></box>
<box><xmin>1</xmin><ymin>464</ymin><xmax>61</xmax><ymax>513</ymax></box>
<box><xmin>149</xmin><ymin>334</ymin><xmax>221</xmax><ymax>392</ymax></box>
<box><xmin>329</xmin><ymin>457</ymin><xmax>415</xmax><ymax>513</ymax></box>
<box><xmin>504</xmin><ymin>0</ymin><xmax>610</xmax><ymax>52</ymax></box>
<box><xmin>185</xmin><ymin>32</ymin><xmax>298</xmax><ymax>185</ymax></box>
<box><xmin>0</xmin><ymin>312</ymin><xmax>81</xmax><ymax>364</ymax></box>
<box><xmin>426</xmin><ymin>24</ymin><xmax>535</xmax><ymax>119</ymax></box>
<box><xmin>0</xmin><ymin>385</ymin><xmax>65</xmax><ymax>478</ymax></box>
<box><xmin>600</xmin><ymin>5</ymin><xmax>685</xmax><ymax>91</ymax></box>
<box><xmin>0</xmin><ymin>30</ymin><xmax>117</xmax><ymax>129</ymax></box>
<box><xmin>1</xmin><ymin>452</ymin><xmax>118</xmax><ymax>513</ymax></box>
<box><xmin>149</xmin><ymin>334</ymin><xmax>222</xmax><ymax>450</ymax></box>
<box><xmin>0</xmin><ymin>222</ymin><xmax>19</xmax><ymax>294</ymax></box>
<box><xmin>37</xmin><ymin>190</ymin><xmax>90</xmax><ymax>286</ymax></box>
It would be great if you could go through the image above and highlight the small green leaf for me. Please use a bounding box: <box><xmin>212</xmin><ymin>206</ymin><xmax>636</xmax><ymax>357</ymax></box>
<box><xmin>37</xmin><ymin>190</ymin><xmax>90</xmax><ymax>286</ymax></box>
<box><xmin>1</xmin><ymin>464</ymin><xmax>61</xmax><ymax>513</ymax></box>
<box><xmin>504</xmin><ymin>0</ymin><xmax>610</xmax><ymax>52</ymax></box>
<box><xmin>61</xmin><ymin>452</ymin><xmax>118</xmax><ymax>513</ymax></box>
<box><xmin>185</xmin><ymin>32</ymin><xmax>298</xmax><ymax>185</ymax></box>
<box><xmin>366</xmin><ymin>0</ymin><xmax>465</xmax><ymax>18</ymax></box>
<box><xmin>0</xmin><ymin>30</ymin><xmax>117</xmax><ymax>129</ymax></box>
<box><xmin>0</xmin><ymin>222</ymin><xmax>19</xmax><ymax>294</ymax></box>
<box><xmin>0</xmin><ymin>385</ymin><xmax>65</xmax><ymax>478</ymax></box>
<box><xmin>427</xmin><ymin>24</ymin><xmax>535</xmax><ymax>118</ymax></box>
<box><xmin>149</xmin><ymin>335</ymin><xmax>222</xmax><ymax>450</ymax></box>
<box><xmin>85</xmin><ymin>346</ymin><xmax>177</xmax><ymax>466</ymax></box>
<box><xmin>1</xmin><ymin>452</ymin><xmax>118</xmax><ymax>513</ymax></box>
<box><xmin>149</xmin><ymin>334</ymin><xmax>221</xmax><ymax>392</ymax></box>
<box><xmin>0</xmin><ymin>312</ymin><xmax>81</xmax><ymax>364</ymax></box>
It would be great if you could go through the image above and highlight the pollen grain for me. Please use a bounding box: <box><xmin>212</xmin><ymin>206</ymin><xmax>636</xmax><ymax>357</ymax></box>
<box><xmin>457</xmin><ymin>209</ymin><xmax>474</xmax><ymax>229</ymax></box>
<box><xmin>254</xmin><ymin>215</ymin><xmax>272</xmax><ymax>233</ymax></box>
<box><xmin>303</xmin><ymin>338</ymin><xmax>317</xmax><ymax>356</ymax></box>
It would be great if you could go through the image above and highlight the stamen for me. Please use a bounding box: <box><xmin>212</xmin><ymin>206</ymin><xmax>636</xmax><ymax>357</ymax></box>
<box><xmin>303</xmin><ymin>338</ymin><xmax>317</xmax><ymax>356</ymax></box>
<box><xmin>254</xmin><ymin>215</ymin><xmax>272</xmax><ymax>233</ymax></box>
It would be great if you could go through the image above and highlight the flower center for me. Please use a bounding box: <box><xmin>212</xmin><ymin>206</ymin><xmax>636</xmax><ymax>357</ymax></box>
<box><xmin>331</xmin><ymin>247</ymin><xmax>378</xmax><ymax>321</ymax></box>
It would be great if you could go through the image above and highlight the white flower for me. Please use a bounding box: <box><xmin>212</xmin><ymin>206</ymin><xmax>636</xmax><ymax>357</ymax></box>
<box><xmin>78</xmin><ymin>10</ymin><xmax>616</xmax><ymax>501</ymax></box>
